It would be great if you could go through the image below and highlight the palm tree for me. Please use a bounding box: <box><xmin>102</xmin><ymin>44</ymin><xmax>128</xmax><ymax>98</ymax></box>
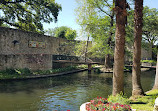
<box><xmin>132</xmin><ymin>0</ymin><xmax>144</xmax><ymax>96</ymax></box>
<box><xmin>112</xmin><ymin>0</ymin><xmax>126</xmax><ymax>96</ymax></box>
<box><xmin>153</xmin><ymin>52</ymin><xmax>158</xmax><ymax>89</ymax></box>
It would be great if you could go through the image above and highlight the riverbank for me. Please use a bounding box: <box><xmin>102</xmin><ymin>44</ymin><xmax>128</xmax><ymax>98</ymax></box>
<box><xmin>80</xmin><ymin>89</ymin><xmax>158</xmax><ymax>111</ymax></box>
<box><xmin>97</xmin><ymin>65</ymin><xmax>154</xmax><ymax>73</ymax></box>
<box><xmin>130</xmin><ymin>89</ymin><xmax>158</xmax><ymax>110</ymax></box>
<box><xmin>0</xmin><ymin>66</ymin><xmax>87</xmax><ymax>80</ymax></box>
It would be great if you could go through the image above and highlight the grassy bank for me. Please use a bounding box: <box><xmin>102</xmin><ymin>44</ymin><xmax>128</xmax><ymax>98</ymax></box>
<box><xmin>130</xmin><ymin>89</ymin><xmax>158</xmax><ymax>110</ymax></box>
<box><xmin>108</xmin><ymin>90</ymin><xmax>158</xmax><ymax>110</ymax></box>
<box><xmin>87</xmin><ymin>90</ymin><xmax>158</xmax><ymax>111</ymax></box>
<box><xmin>0</xmin><ymin>66</ymin><xmax>82</xmax><ymax>79</ymax></box>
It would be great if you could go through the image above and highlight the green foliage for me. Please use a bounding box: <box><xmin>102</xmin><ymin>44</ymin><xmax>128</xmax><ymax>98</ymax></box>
<box><xmin>142</xmin><ymin>6</ymin><xmax>158</xmax><ymax>45</ymax></box>
<box><xmin>124</xmin><ymin>66</ymin><xmax>132</xmax><ymax>71</ymax></box>
<box><xmin>0</xmin><ymin>66</ymin><xmax>78</xmax><ymax>79</ymax></box>
<box><xmin>33</xmin><ymin>69</ymin><xmax>51</xmax><ymax>75</ymax></box>
<box><xmin>46</xmin><ymin>26</ymin><xmax>77</xmax><ymax>40</ymax></box>
<box><xmin>54</xmin><ymin>26</ymin><xmax>68</xmax><ymax>38</ymax></box>
<box><xmin>74</xmin><ymin>41</ymin><xmax>87</xmax><ymax>56</ymax></box>
<box><xmin>65</xmin><ymin>28</ymin><xmax>77</xmax><ymax>40</ymax></box>
<box><xmin>77</xmin><ymin>64</ymin><xmax>88</xmax><ymax>69</ymax></box>
<box><xmin>108</xmin><ymin>94</ymin><xmax>130</xmax><ymax>105</ymax></box>
<box><xmin>141</xmin><ymin>41</ymin><xmax>151</xmax><ymax>51</ymax></box>
<box><xmin>33</xmin><ymin>66</ymin><xmax>78</xmax><ymax>75</ymax></box>
<box><xmin>141</xmin><ymin>60</ymin><xmax>156</xmax><ymax>64</ymax></box>
<box><xmin>146</xmin><ymin>89</ymin><xmax>158</xmax><ymax>96</ymax></box>
<box><xmin>76</xmin><ymin>0</ymin><xmax>115</xmax><ymax>59</ymax></box>
<box><xmin>126</xmin><ymin>9</ymin><xmax>134</xmax><ymax>46</ymax></box>
<box><xmin>126</xmin><ymin>6</ymin><xmax>158</xmax><ymax>59</ymax></box>
<box><xmin>16</xmin><ymin>68</ymin><xmax>32</xmax><ymax>75</ymax></box>
<box><xmin>94</xmin><ymin>68</ymin><xmax>101</xmax><ymax>73</ymax></box>
<box><xmin>0</xmin><ymin>0</ymin><xmax>61</xmax><ymax>33</ymax></box>
<box><xmin>89</xmin><ymin>38</ymin><xmax>114</xmax><ymax>58</ymax></box>
<box><xmin>130</xmin><ymin>90</ymin><xmax>158</xmax><ymax>110</ymax></box>
<box><xmin>4</xmin><ymin>68</ymin><xmax>17</xmax><ymax>75</ymax></box>
<box><xmin>86</xmin><ymin>97</ymin><xmax>131</xmax><ymax>111</ymax></box>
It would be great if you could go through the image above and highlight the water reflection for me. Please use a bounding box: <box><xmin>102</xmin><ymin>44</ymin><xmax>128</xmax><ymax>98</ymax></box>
<box><xmin>0</xmin><ymin>70</ymin><xmax>155</xmax><ymax>110</ymax></box>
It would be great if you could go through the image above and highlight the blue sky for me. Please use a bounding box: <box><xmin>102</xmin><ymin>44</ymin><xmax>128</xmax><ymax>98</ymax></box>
<box><xmin>43</xmin><ymin>0</ymin><xmax>80</xmax><ymax>30</ymax></box>
<box><xmin>43</xmin><ymin>0</ymin><xmax>158</xmax><ymax>39</ymax></box>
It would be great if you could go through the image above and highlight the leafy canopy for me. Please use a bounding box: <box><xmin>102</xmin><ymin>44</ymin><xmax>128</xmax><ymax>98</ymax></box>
<box><xmin>0</xmin><ymin>0</ymin><xmax>61</xmax><ymax>33</ymax></box>
<box><xmin>45</xmin><ymin>26</ymin><xmax>77</xmax><ymax>40</ymax></box>
<box><xmin>142</xmin><ymin>6</ymin><xmax>158</xmax><ymax>45</ymax></box>
<box><xmin>76</xmin><ymin>0</ymin><xmax>115</xmax><ymax>58</ymax></box>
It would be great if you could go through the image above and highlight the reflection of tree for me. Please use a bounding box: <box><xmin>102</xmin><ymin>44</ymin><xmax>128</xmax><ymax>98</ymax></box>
<box><xmin>141</xmin><ymin>70</ymin><xmax>156</xmax><ymax>90</ymax></box>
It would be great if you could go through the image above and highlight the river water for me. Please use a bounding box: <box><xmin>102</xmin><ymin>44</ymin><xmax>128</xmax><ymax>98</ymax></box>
<box><xmin>0</xmin><ymin>70</ymin><xmax>155</xmax><ymax>111</ymax></box>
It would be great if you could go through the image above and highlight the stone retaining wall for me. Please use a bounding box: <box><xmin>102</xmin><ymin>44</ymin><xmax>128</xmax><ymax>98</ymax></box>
<box><xmin>0</xmin><ymin>27</ymin><xmax>75</xmax><ymax>70</ymax></box>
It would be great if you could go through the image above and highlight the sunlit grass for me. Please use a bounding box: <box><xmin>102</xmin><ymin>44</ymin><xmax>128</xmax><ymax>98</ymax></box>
<box><xmin>130</xmin><ymin>90</ymin><xmax>158</xmax><ymax>111</ymax></box>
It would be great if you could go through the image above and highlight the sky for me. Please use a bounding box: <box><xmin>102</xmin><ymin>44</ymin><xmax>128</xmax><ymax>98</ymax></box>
<box><xmin>43</xmin><ymin>0</ymin><xmax>158</xmax><ymax>39</ymax></box>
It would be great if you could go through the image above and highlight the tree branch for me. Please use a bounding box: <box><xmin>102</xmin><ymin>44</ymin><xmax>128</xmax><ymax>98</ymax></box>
<box><xmin>103</xmin><ymin>0</ymin><xmax>112</xmax><ymax>8</ymax></box>
<box><xmin>94</xmin><ymin>0</ymin><xmax>111</xmax><ymax>17</ymax></box>
<box><xmin>0</xmin><ymin>18</ymin><xmax>23</xmax><ymax>29</ymax></box>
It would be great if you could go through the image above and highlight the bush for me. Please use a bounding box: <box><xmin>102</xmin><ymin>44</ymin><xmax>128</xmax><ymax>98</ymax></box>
<box><xmin>108</xmin><ymin>94</ymin><xmax>130</xmax><ymax>105</ymax></box>
<box><xmin>16</xmin><ymin>68</ymin><xmax>32</xmax><ymax>75</ymax></box>
<box><xmin>5</xmin><ymin>68</ymin><xmax>17</xmax><ymax>75</ymax></box>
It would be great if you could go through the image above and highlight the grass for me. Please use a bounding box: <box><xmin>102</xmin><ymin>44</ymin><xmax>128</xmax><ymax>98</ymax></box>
<box><xmin>108</xmin><ymin>93</ymin><xmax>130</xmax><ymax>105</ymax></box>
<box><xmin>0</xmin><ymin>66</ymin><xmax>79</xmax><ymax>79</ymax></box>
<box><xmin>129</xmin><ymin>89</ymin><xmax>158</xmax><ymax>111</ymax></box>
<box><xmin>141</xmin><ymin>60</ymin><xmax>156</xmax><ymax>65</ymax></box>
<box><xmin>100</xmin><ymin>90</ymin><xmax>158</xmax><ymax>111</ymax></box>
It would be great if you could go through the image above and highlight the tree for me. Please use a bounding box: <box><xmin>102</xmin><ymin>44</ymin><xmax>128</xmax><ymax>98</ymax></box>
<box><xmin>0</xmin><ymin>0</ymin><xmax>61</xmax><ymax>33</ymax></box>
<box><xmin>65</xmin><ymin>28</ymin><xmax>77</xmax><ymax>40</ymax></box>
<box><xmin>153</xmin><ymin>50</ymin><xmax>158</xmax><ymax>89</ymax></box>
<box><xmin>132</xmin><ymin>0</ymin><xmax>144</xmax><ymax>96</ymax></box>
<box><xmin>76</xmin><ymin>0</ymin><xmax>115</xmax><ymax>68</ymax></box>
<box><xmin>112</xmin><ymin>0</ymin><xmax>127</xmax><ymax>96</ymax></box>
<box><xmin>142</xmin><ymin>6</ymin><xmax>158</xmax><ymax>59</ymax></box>
<box><xmin>125</xmin><ymin>7</ymin><xmax>158</xmax><ymax>61</ymax></box>
<box><xmin>143</xmin><ymin>7</ymin><xmax>158</xmax><ymax>46</ymax></box>
<box><xmin>46</xmin><ymin>26</ymin><xmax>77</xmax><ymax>40</ymax></box>
<box><xmin>53</xmin><ymin>26</ymin><xmax>68</xmax><ymax>38</ymax></box>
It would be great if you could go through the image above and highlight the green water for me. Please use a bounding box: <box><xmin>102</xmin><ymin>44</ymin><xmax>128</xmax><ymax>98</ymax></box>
<box><xmin>0</xmin><ymin>70</ymin><xmax>155</xmax><ymax>111</ymax></box>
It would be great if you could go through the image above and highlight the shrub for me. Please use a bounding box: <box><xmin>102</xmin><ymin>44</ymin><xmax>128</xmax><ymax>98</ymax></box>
<box><xmin>5</xmin><ymin>68</ymin><xmax>17</xmax><ymax>75</ymax></box>
<box><xmin>108</xmin><ymin>94</ymin><xmax>130</xmax><ymax>105</ymax></box>
<box><xmin>16</xmin><ymin>68</ymin><xmax>32</xmax><ymax>75</ymax></box>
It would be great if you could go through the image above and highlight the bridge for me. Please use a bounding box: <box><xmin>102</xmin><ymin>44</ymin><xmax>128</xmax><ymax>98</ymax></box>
<box><xmin>52</xmin><ymin>55</ymin><xmax>156</xmax><ymax>72</ymax></box>
<box><xmin>52</xmin><ymin>55</ymin><xmax>101</xmax><ymax>71</ymax></box>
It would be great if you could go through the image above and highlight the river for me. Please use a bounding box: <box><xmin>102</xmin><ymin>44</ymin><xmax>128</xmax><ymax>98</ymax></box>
<box><xmin>0</xmin><ymin>70</ymin><xmax>155</xmax><ymax>111</ymax></box>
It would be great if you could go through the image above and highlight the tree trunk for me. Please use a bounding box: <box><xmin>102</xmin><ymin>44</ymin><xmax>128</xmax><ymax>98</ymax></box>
<box><xmin>85</xmin><ymin>35</ymin><xmax>90</xmax><ymax>62</ymax></box>
<box><xmin>112</xmin><ymin>0</ymin><xmax>126</xmax><ymax>96</ymax></box>
<box><xmin>132</xmin><ymin>0</ymin><xmax>144</xmax><ymax>96</ymax></box>
<box><xmin>105</xmin><ymin>54</ymin><xmax>111</xmax><ymax>68</ymax></box>
<box><xmin>153</xmin><ymin>52</ymin><xmax>158</xmax><ymax>89</ymax></box>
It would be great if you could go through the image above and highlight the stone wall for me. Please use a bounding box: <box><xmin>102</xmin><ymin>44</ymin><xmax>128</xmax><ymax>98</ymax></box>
<box><xmin>0</xmin><ymin>54</ymin><xmax>52</xmax><ymax>70</ymax></box>
<box><xmin>0</xmin><ymin>27</ymin><xmax>75</xmax><ymax>70</ymax></box>
<box><xmin>125</xmin><ymin>43</ymin><xmax>152</xmax><ymax>62</ymax></box>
